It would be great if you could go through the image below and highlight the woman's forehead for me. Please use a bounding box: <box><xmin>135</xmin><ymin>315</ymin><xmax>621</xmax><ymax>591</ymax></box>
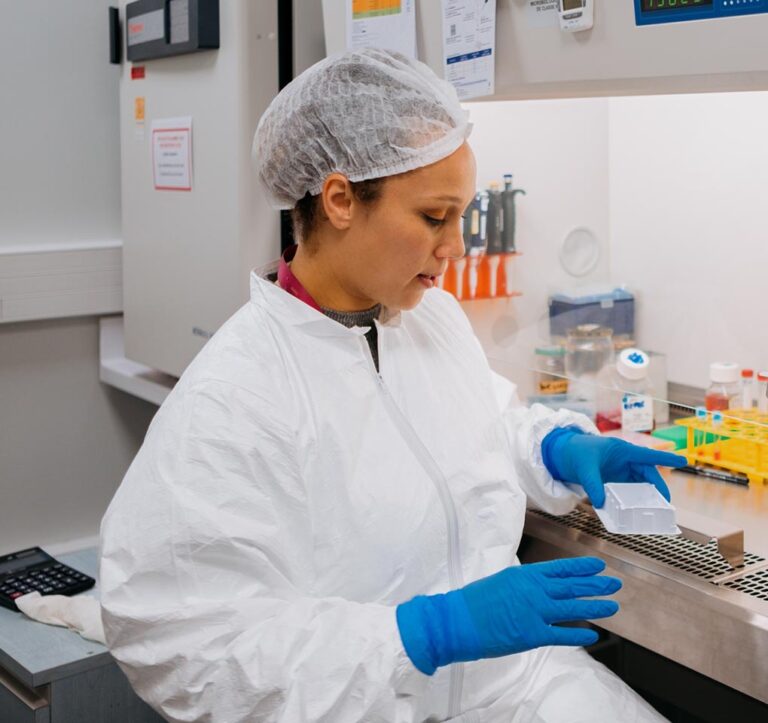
<box><xmin>387</xmin><ymin>148</ymin><xmax>476</xmax><ymax>202</ymax></box>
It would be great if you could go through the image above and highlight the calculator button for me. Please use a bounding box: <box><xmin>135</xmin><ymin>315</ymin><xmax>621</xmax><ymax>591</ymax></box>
<box><xmin>63</xmin><ymin>577</ymin><xmax>75</xmax><ymax>584</ymax></box>
<box><xmin>53</xmin><ymin>582</ymin><xmax>66</xmax><ymax>590</ymax></box>
<box><xmin>10</xmin><ymin>592</ymin><xmax>23</xmax><ymax>599</ymax></box>
<box><xmin>42</xmin><ymin>587</ymin><xmax>53</xmax><ymax>593</ymax></box>
<box><xmin>6</xmin><ymin>577</ymin><xmax>17</xmax><ymax>584</ymax></box>
<box><xmin>53</xmin><ymin>564</ymin><xmax>63</xmax><ymax>570</ymax></box>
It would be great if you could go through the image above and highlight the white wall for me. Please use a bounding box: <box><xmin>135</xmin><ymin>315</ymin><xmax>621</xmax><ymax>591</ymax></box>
<box><xmin>0</xmin><ymin>317</ymin><xmax>156</xmax><ymax>553</ymax></box>
<box><xmin>0</xmin><ymin>1</ymin><xmax>154</xmax><ymax>554</ymax></box>
<box><xmin>609</xmin><ymin>92</ymin><xmax>768</xmax><ymax>388</ymax></box>
<box><xmin>0</xmin><ymin>0</ymin><xmax>121</xmax><ymax>248</ymax></box>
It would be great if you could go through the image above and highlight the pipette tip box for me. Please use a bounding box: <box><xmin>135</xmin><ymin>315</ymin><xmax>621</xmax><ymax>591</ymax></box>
<box><xmin>594</xmin><ymin>483</ymin><xmax>681</xmax><ymax>535</ymax></box>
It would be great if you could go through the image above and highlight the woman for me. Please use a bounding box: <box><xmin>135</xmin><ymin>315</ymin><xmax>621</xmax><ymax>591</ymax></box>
<box><xmin>100</xmin><ymin>49</ymin><xmax>684</xmax><ymax>722</ymax></box>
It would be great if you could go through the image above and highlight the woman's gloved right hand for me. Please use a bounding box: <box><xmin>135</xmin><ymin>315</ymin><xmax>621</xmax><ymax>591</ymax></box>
<box><xmin>395</xmin><ymin>557</ymin><xmax>621</xmax><ymax>675</ymax></box>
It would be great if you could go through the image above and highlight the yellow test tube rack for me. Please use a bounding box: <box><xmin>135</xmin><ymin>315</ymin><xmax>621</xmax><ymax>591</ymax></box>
<box><xmin>675</xmin><ymin>409</ymin><xmax>768</xmax><ymax>484</ymax></box>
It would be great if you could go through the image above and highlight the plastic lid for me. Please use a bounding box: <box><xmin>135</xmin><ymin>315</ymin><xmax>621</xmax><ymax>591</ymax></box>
<box><xmin>616</xmin><ymin>348</ymin><xmax>650</xmax><ymax>381</ymax></box>
<box><xmin>488</xmin><ymin>181</ymin><xmax>500</xmax><ymax>190</ymax></box>
<box><xmin>758</xmin><ymin>371</ymin><xmax>768</xmax><ymax>382</ymax></box>
<box><xmin>535</xmin><ymin>345</ymin><xmax>565</xmax><ymax>357</ymax></box>
<box><xmin>742</xmin><ymin>368</ymin><xmax>754</xmax><ymax>378</ymax></box>
<box><xmin>709</xmin><ymin>362</ymin><xmax>740</xmax><ymax>384</ymax></box>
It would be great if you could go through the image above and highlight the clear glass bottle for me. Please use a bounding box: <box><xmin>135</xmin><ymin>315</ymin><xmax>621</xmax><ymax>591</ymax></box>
<box><xmin>704</xmin><ymin>362</ymin><xmax>740</xmax><ymax>411</ymax></box>
<box><xmin>564</xmin><ymin>324</ymin><xmax>614</xmax><ymax>411</ymax></box>
<box><xmin>596</xmin><ymin>348</ymin><xmax>654</xmax><ymax>433</ymax></box>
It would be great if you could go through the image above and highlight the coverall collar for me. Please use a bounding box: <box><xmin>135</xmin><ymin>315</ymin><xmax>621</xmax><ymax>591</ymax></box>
<box><xmin>251</xmin><ymin>257</ymin><xmax>401</xmax><ymax>337</ymax></box>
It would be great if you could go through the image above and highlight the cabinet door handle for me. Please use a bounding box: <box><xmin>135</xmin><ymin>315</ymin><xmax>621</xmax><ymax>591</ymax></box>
<box><xmin>0</xmin><ymin>665</ymin><xmax>49</xmax><ymax>711</ymax></box>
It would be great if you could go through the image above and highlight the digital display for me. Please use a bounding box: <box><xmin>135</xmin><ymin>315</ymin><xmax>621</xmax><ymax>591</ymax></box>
<box><xmin>562</xmin><ymin>0</ymin><xmax>584</xmax><ymax>10</ymax></box>
<box><xmin>0</xmin><ymin>551</ymin><xmax>49</xmax><ymax>576</ymax></box>
<box><xmin>641</xmin><ymin>0</ymin><xmax>713</xmax><ymax>11</ymax></box>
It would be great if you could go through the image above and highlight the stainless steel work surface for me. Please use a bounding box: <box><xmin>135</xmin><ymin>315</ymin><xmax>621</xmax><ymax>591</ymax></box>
<box><xmin>0</xmin><ymin>549</ymin><xmax>108</xmax><ymax>688</ymax></box>
<box><xmin>666</xmin><ymin>469</ymin><xmax>768</xmax><ymax>557</ymax></box>
<box><xmin>521</xmin><ymin>470</ymin><xmax>768</xmax><ymax>704</ymax></box>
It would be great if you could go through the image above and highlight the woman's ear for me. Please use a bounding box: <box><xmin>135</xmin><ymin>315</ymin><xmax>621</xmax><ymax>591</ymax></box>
<box><xmin>321</xmin><ymin>174</ymin><xmax>354</xmax><ymax>231</ymax></box>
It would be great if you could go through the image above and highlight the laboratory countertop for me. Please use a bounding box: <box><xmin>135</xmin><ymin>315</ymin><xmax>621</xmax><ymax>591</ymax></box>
<box><xmin>666</xmin><ymin>468</ymin><xmax>768</xmax><ymax>557</ymax></box>
<box><xmin>0</xmin><ymin>548</ymin><xmax>106</xmax><ymax>688</ymax></box>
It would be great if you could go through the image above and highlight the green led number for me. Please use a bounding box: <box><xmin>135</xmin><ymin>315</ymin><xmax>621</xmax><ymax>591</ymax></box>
<box><xmin>648</xmin><ymin>0</ymin><xmax>705</xmax><ymax>7</ymax></box>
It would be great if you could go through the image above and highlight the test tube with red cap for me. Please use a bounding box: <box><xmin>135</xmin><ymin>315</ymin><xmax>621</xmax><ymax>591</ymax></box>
<box><xmin>758</xmin><ymin>372</ymin><xmax>768</xmax><ymax>414</ymax></box>
<box><xmin>741</xmin><ymin>368</ymin><xmax>755</xmax><ymax>409</ymax></box>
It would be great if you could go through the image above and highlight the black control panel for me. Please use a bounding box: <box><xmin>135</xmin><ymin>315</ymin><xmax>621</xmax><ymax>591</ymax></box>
<box><xmin>126</xmin><ymin>0</ymin><xmax>219</xmax><ymax>62</ymax></box>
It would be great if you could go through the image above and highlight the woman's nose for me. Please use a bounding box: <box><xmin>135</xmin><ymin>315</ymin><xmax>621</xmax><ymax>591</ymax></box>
<box><xmin>437</xmin><ymin>223</ymin><xmax>466</xmax><ymax>261</ymax></box>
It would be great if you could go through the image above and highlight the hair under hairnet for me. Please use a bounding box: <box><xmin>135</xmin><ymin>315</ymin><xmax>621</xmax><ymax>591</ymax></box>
<box><xmin>252</xmin><ymin>48</ymin><xmax>472</xmax><ymax>210</ymax></box>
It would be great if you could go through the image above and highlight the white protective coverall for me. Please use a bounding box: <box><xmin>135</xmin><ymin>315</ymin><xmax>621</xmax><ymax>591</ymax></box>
<box><xmin>100</xmin><ymin>268</ymin><xmax>665</xmax><ymax>723</ymax></box>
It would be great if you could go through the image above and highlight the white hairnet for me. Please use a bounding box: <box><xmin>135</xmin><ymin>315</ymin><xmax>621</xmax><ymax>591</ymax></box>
<box><xmin>252</xmin><ymin>48</ymin><xmax>472</xmax><ymax>210</ymax></box>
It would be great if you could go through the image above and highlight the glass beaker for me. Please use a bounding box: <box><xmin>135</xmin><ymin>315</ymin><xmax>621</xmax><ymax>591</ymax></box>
<box><xmin>565</xmin><ymin>324</ymin><xmax>614</xmax><ymax>407</ymax></box>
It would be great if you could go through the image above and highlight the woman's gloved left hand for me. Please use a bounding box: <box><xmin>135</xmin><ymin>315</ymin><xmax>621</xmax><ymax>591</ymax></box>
<box><xmin>542</xmin><ymin>426</ymin><xmax>688</xmax><ymax>508</ymax></box>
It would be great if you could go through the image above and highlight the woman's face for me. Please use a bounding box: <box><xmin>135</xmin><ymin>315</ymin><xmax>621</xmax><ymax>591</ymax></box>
<box><xmin>339</xmin><ymin>142</ymin><xmax>477</xmax><ymax>311</ymax></box>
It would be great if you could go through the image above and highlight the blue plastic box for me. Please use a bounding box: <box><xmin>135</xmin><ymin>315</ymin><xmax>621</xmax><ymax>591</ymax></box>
<box><xmin>549</xmin><ymin>288</ymin><xmax>635</xmax><ymax>339</ymax></box>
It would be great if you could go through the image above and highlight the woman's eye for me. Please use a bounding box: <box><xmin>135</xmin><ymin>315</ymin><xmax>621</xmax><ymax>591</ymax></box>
<box><xmin>423</xmin><ymin>214</ymin><xmax>446</xmax><ymax>227</ymax></box>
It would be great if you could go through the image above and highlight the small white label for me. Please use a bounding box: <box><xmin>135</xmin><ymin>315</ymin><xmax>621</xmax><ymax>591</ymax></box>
<box><xmin>526</xmin><ymin>0</ymin><xmax>559</xmax><ymax>28</ymax></box>
<box><xmin>622</xmin><ymin>394</ymin><xmax>653</xmax><ymax>432</ymax></box>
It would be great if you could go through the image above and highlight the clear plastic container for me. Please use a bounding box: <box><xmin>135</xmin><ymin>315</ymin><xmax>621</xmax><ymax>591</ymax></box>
<box><xmin>705</xmin><ymin>362</ymin><xmax>740</xmax><ymax>411</ymax></box>
<box><xmin>564</xmin><ymin>324</ymin><xmax>614</xmax><ymax>407</ymax></box>
<box><xmin>594</xmin><ymin>483</ymin><xmax>680</xmax><ymax>536</ymax></box>
<box><xmin>741</xmin><ymin>368</ymin><xmax>755</xmax><ymax>409</ymax></box>
<box><xmin>596</xmin><ymin>348</ymin><xmax>654</xmax><ymax>433</ymax></box>
<box><xmin>533</xmin><ymin>345</ymin><xmax>568</xmax><ymax>395</ymax></box>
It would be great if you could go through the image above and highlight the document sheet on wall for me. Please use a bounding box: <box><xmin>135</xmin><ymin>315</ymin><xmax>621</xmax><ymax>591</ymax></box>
<box><xmin>441</xmin><ymin>0</ymin><xmax>496</xmax><ymax>100</ymax></box>
<box><xmin>152</xmin><ymin>117</ymin><xmax>192</xmax><ymax>191</ymax></box>
<box><xmin>345</xmin><ymin>0</ymin><xmax>416</xmax><ymax>59</ymax></box>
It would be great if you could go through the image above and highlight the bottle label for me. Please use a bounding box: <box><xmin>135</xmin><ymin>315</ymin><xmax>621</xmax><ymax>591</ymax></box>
<box><xmin>538</xmin><ymin>378</ymin><xmax>568</xmax><ymax>395</ymax></box>
<box><xmin>621</xmin><ymin>394</ymin><xmax>653</xmax><ymax>432</ymax></box>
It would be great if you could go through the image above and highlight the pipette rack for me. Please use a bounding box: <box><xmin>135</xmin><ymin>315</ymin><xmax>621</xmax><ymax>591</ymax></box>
<box><xmin>675</xmin><ymin>409</ymin><xmax>768</xmax><ymax>484</ymax></box>
<box><xmin>442</xmin><ymin>253</ymin><xmax>522</xmax><ymax>301</ymax></box>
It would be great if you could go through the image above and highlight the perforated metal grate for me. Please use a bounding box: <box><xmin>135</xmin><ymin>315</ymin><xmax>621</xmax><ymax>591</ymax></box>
<box><xmin>530</xmin><ymin>508</ymin><xmax>765</xmax><ymax>581</ymax></box>
<box><xmin>723</xmin><ymin>569</ymin><xmax>768</xmax><ymax>601</ymax></box>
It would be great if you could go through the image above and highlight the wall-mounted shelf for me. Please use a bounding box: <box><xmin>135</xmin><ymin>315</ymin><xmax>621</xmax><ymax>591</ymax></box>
<box><xmin>0</xmin><ymin>241</ymin><xmax>122</xmax><ymax>324</ymax></box>
<box><xmin>99</xmin><ymin>316</ymin><xmax>174</xmax><ymax>406</ymax></box>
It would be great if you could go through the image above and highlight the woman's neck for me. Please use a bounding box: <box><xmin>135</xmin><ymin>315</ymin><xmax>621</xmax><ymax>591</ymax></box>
<box><xmin>289</xmin><ymin>242</ymin><xmax>376</xmax><ymax>312</ymax></box>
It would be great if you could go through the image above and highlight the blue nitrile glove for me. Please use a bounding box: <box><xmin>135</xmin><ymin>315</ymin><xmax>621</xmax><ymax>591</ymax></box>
<box><xmin>541</xmin><ymin>426</ymin><xmax>688</xmax><ymax>508</ymax></box>
<box><xmin>396</xmin><ymin>557</ymin><xmax>621</xmax><ymax>676</ymax></box>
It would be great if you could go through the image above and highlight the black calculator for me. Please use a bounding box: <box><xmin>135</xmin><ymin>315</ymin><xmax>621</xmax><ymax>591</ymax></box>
<box><xmin>0</xmin><ymin>547</ymin><xmax>95</xmax><ymax>611</ymax></box>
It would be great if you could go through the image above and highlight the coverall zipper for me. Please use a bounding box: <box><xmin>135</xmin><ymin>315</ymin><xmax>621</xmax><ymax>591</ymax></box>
<box><xmin>361</xmin><ymin>331</ymin><xmax>466</xmax><ymax>719</ymax></box>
